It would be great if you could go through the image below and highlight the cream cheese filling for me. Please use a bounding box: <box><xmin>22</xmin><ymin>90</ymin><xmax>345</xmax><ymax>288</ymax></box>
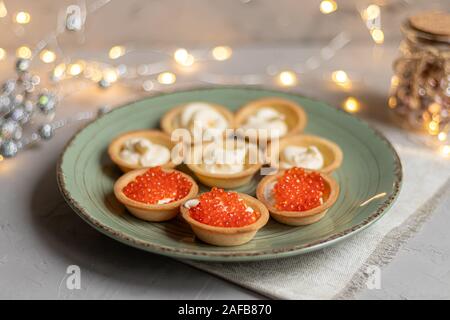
<box><xmin>119</xmin><ymin>137</ymin><xmax>170</xmax><ymax>167</ymax></box>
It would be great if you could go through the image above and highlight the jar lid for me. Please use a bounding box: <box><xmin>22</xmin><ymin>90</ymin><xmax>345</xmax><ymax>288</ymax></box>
<box><xmin>402</xmin><ymin>11</ymin><xmax>450</xmax><ymax>46</ymax></box>
<box><xmin>409</xmin><ymin>11</ymin><xmax>450</xmax><ymax>37</ymax></box>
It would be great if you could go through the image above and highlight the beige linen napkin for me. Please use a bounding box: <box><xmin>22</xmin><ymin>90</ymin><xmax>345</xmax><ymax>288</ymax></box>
<box><xmin>183</xmin><ymin>121</ymin><xmax>450</xmax><ymax>299</ymax></box>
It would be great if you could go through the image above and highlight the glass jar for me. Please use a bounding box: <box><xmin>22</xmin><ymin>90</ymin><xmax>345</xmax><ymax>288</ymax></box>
<box><xmin>389</xmin><ymin>11</ymin><xmax>449</xmax><ymax>140</ymax></box>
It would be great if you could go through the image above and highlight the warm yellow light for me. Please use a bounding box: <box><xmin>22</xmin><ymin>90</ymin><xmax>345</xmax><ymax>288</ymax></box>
<box><xmin>39</xmin><ymin>49</ymin><xmax>56</xmax><ymax>63</ymax></box>
<box><xmin>428</xmin><ymin>121</ymin><xmax>439</xmax><ymax>135</ymax></box>
<box><xmin>109</xmin><ymin>45</ymin><xmax>125</xmax><ymax>60</ymax></box>
<box><xmin>388</xmin><ymin>96</ymin><xmax>397</xmax><ymax>108</ymax></box>
<box><xmin>428</xmin><ymin>103</ymin><xmax>441</xmax><ymax>114</ymax></box>
<box><xmin>16</xmin><ymin>46</ymin><xmax>31</xmax><ymax>59</ymax></box>
<box><xmin>53</xmin><ymin>63</ymin><xmax>66</xmax><ymax>79</ymax></box>
<box><xmin>0</xmin><ymin>48</ymin><xmax>5</xmax><ymax>60</ymax></box>
<box><xmin>174</xmin><ymin>48</ymin><xmax>188</xmax><ymax>63</ymax></box>
<box><xmin>331</xmin><ymin>70</ymin><xmax>349</xmax><ymax>84</ymax></box>
<box><xmin>68</xmin><ymin>63</ymin><xmax>83</xmax><ymax>76</ymax></box>
<box><xmin>15</xmin><ymin>11</ymin><xmax>30</xmax><ymax>24</ymax></box>
<box><xmin>391</xmin><ymin>76</ymin><xmax>399</xmax><ymax>87</ymax></box>
<box><xmin>438</xmin><ymin>132</ymin><xmax>447</xmax><ymax>142</ymax></box>
<box><xmin>440</xmin><ymin>145</ymin><xmax>450</xmax><ymax>157</ymax></box>
<box><xmin>343</xmin><ymin>97</ymin><xmax>360</xmax><ymax>113</ymax></box>
<box><xmin>212</xmin><ymin>46</ymin><xmax>232</xmax><ymax>61</ymax></box>
<box><xmin>278</xmin><ymin>71</ymin><xmax>297</xmax><ymax>86</ymax></box>
<box><xmin>0</xmin><ymin>1</ymin><xmax>7</xmax><ymax>18</ymax></box>
<box><xmin>320</xmin><ymin>0</ymin><xmax>337</xmax><ymax>14</ymax></box>
<box><xmin>364</xmin><ymin>4</ymin><xmax>380</xmax><ymax>20</ymax></box>
<box><xmin>157</xmin><ymin>72</ymin><xmax>176</xmax><ymax>85</ymax></box>
<box><xmin>371</xmin><ymin>29</ymin><xmax>384</xmax><ymax>44</ymax></box>
<box><xmin>174</xmin><ymin>48</ymin><xmax>194</xmax><ymax>66</ymax></box>
<box><xmin>103</xmin><ymin>68</ymin><xmax>118</xmax><ymax>83</ymax></box>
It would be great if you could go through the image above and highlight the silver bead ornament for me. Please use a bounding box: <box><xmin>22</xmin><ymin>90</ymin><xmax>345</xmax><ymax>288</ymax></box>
<box><xmin>97</xmin><ymin>105</ymin><xmax>111</xmax><ymax>117</ymax></box>
<box><xmin>0</xmin><ymin>119</ymin><xmax>19</xmax><ymax>140</ymax></box>
<box><xmin>0</xmin><ymin>140</ymin><xmax>18</xmax><ymax>158</ymax></box>
<box><xmin>37</xmin><ymin>93</ymin><xmax>57</xmax><ymax>114</ymax></box>
<box><xmin>16</xmin><ymin>59</ymin><xmax>31</xmax><ymax>73</ymax></box>
<box><xmin>38</xmin><ymin>124</ymin><xmax>54</xmax><ymax>140</ymax></box>
<box><xmin>2</xmin><ymin>80</ymin><xmax>16</xmax><ymax>95</ymax></box>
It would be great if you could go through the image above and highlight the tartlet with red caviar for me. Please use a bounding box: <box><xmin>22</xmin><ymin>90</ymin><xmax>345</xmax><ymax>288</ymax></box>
<box><xmin>114</xmin><ymin>167</ymin><xmax>198</xmax><ymax>222</ymax></box>
<box><xmin>181</xmin><ymin>188</ymin><xmax>269</xmax><ymax>246</ymax></box>
<box><xmin>256</xmin><ymin>167</ymin><xmax>339</xmax><ymax>226</ymax></box>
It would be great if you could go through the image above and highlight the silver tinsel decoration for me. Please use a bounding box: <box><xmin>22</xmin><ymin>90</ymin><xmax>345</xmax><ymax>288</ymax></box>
<box><xmin>38</xmin><ymin>124</ymin><xmax>54</xmax><ymax>140</ymax></box>
<box><xmin>0</xmin><ymin>57</ymin><xmax>58</xmax><ymax>158</ymax></box>
<box><xmin>0</xmin><ymin>140</ymin><xmax>19</xmax><ymax>158</ymax></box>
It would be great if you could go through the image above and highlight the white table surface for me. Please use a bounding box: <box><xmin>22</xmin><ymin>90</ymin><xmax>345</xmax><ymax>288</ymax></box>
<box><xmin>1</xmin><ymin>45</ymin><xmax>449</xmax><ymax>299</ymax></box>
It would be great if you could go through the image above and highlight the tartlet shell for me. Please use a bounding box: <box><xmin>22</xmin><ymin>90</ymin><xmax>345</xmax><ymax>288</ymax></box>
<box><xmin>256</xmin><ymin>169</ymin><xmax>339</xmax><ymax>226</ymax></box>
<box><xmin>276</xmin><ymin>134</ymin><xmax>343</xmax><ymax>174</ymax></box>
<box><xmin>181</xmin><ymin>193</ymin><xmax>269</xmax><ymax>246</ymax></box>
<box><xmin>160</xmin><ymin>102</ymin><xmax>235</xmax><ymax>140</ymax></box>
<box><xmin>114</xmin><ymin>168</ymin><xmax>198</xmax><ymax>222</ymax></box>
<box><xmin>186</xmin><ymin>139</ymin><xmax>263</xmax><ymax>188</ymax></box>
<box><xmin>234</xmin><ymin>97</ymin><xmax>307</xmax><ymax>141</ymax></box>
<box><xmin>108</xmin><ymin>130</ymin><xmax>176</xmax><ymax>173</ymax></box>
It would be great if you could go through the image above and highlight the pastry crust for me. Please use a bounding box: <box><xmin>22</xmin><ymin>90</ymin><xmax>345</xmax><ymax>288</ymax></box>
<box><xmin>181</xmin><ymin>193</ymin><xmax>269</xmax><ymax>246</ymax></box>
<box><xmin>114</xmin><ymin>168</ymin><xmax>198</xmax><ymax>222</ymax></box>
<box><xmin>160</xmin><ymin>102</ymin><xmax>235</xmax><ymax>140</ymax></box>
<box><xmin>186</xmin><ymin>139</ymin><xmax>263</xmax><ymax>188</ymax></box>
<box><xmin>108</xmin><ymin>130</ymin><xmax>176</xmax><ymax>172</ymax></box>
<box><xmin>275</xmin><ymin>134</ymin><xmax>343</xmax><ymax>174</ymax></box>
<box><xmin>256</xmin><ymin>169</ymin><xmax>339</xmax><ymax>226</ymax></box>
<box><xmin>235</xmin><ymin>97</ymin><xmax>307</xmax><ymax>142</ymax></box>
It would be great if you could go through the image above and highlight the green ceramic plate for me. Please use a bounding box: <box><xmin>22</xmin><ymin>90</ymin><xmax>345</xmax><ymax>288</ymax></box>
<box><xmin>57</xmin><ymin>87</ymin><xmax>402</xmax><ymax>262</ymax></box>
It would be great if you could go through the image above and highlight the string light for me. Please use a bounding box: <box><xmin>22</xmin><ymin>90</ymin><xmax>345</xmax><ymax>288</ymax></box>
<box><xmin>52</xmin><ymin>63</ymin><xmax>66</xmax><ymax>80</ymax></box>
<box><xmin>157</xmin><ymin>72</ymin><xmax>176</xmax><ymax>85</ymax></box>
<box><xmin>174</xmin><ymin>48</ymin><xmax>195</xmax><ymax>67</ymax></box>
<box><xmin>39</xmin><ymin>49</ymin><xmax>56</xmax><ymax>63</ymax></box>
<box><xmin>428</xmin><ymin>103</ymin><xmax>441</xmax><ymax>114</ymax></box>
<box><xmin>388</xmin><ymin>96</ymin><xmax>397</xmax><ymax>108</ymax></box>
<box><xmin>212</xmin><ymin>46</ymin><xmax>232</xmax><ymax>61</ymax></box>
<box><xmin>319</xmin><ymin>0</ymin><xmax>337</xmax><ymax>14</ymax></box>
<box><xmin>440</xmin><ymin>145</ymin><xmax>450</xmax><ymax>157</ymax></box>
<box><xmin>363</xmin><ymin>4</ymin><xmax>380</xmax><ymax>21</ymax></box>
<box><xmin>0</xmin><ymin>1</ymin><xmax>7</xmax><ymax>18</ymax></box>
<box><xmin>0</xmin><ymin>48</ymin><xmax>5</xmax><ymax>61</ymax></box>
<box><xmin>438</xmin><ymin>132</ymin><xmax>447</xmax><ymax>142</ymax></box>
<box><xmin>68</xmin><ymin>62</ymin><xmax>83</xmax><ymax>76</ymax></box>
<box><xmin>278</xmin><ymin>71</ymin><xmax>297</xmax><ymax>86</ymax></box>
<box><xmin>16</xmin><ymin>46</ymin><xmax>31</xmax><ymax>59</ymax></box>
<box><xmin>102</xmin><ymin>68</ymin><xmax>118</xmax><ymax>83</ymax></box>
<box><xmin>15</xmin><ymin>11</ymin><xmax>30</xmax><ymax>24</ymax></box>
<box><xmin>109</xmin><ymin>45</ymin><xmax>125</xmax><ymax>59</ymax></box>
<box><xmin>331</xmin><ymin>70</ymin><xmax>350</xmax><ymax>88</ymax></box>
<box><xmin>428</xmin><ymin>121</ymin><xmax>439</xmax><ymax>135</ymax></box>
<box><xmin>391</xmin><ymin>75</ymin><xmax>399</xmax><ymax>87</ymax></box>
<box><xmin>343</xmin><ymin>97</ymin><xmax>360</xmax><ymax>113</ymax></box>
<box><xmin>370</xmin><ymin>29</ymin><xmax>384</xmax><ymax>44</ymax></box>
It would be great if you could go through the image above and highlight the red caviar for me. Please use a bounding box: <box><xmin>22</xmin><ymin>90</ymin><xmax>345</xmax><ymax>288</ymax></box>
<box><xmin>273</xmin><ymin>167</ymin><xmax>325</xmax><ymax>211</ymax></box>
<box><xmin>122</xmin><ymin>167</ymin><xmax>192</xmax><ymax>204</ymax></box>
<box><xmin>189</xmin><ymin>188</ymin><xmax>260</xmax><ymax>227</ymax></box>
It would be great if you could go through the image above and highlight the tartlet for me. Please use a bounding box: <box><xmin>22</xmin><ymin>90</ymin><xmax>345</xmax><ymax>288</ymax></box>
<box><xmin>235</xmin><ymin>97</ymin><xmax>307</xmax><ymax>141</ymax></box>
<box><xmin>108</xmin><ymin>130</ymin><xmax>176</xmax><ymax>172</ymax></box>
<box><xmin>256</xmin><ymin>169</ymin><xmax>339</xmax><ymax>226</ymax></box>
<box><xmin>181</xmin><ymin>192</ymin><xmax>269</xmax><ymax>246</ymax></box>
<box><xmin>114</xmin><ymin>168</ymin><xmax>198</xmax><ymax>222</ymax></box>
<box><xmin>160</xmin><ymin>102</ymin><xmax>235</xmax><ymax>140</ymax></box>
<box><xmin>186</xmin><ymin>139</ymin><xmax>263</xmax><ymax>188</ymax></box>
<box><xmin>277</xmin><ymin>134</ymin><xmax>343</xmax><ymax>174</ymax></box>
